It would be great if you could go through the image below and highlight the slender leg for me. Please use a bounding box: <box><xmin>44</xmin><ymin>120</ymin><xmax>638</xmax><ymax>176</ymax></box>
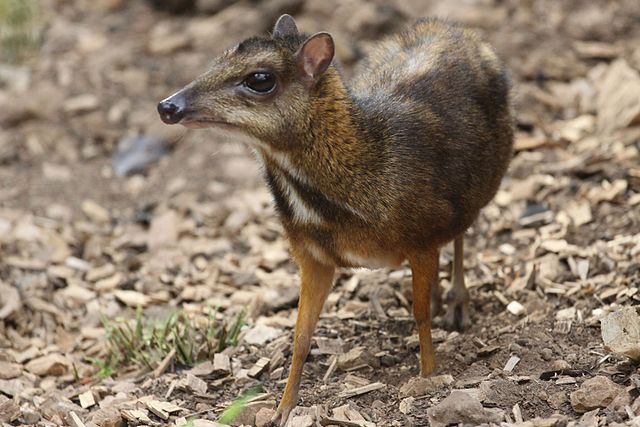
<box><xmin>444</xmin><ymin>235</ymin><xmax>471</xmax><ymax>331</ymax></box>
<box><xmin>409</xmin><ymin>248</ymin><xmax>439</xmax><ymax>376</ymax></box>
<box><xmin>430</xmin><ymin>249</ymin><xmax>443</xmax><ymax>317</ymax></box>
<box><xmin>271</xmin><ymin>249</ymin><xmax>335</xmax><ymax>427</ymax></box>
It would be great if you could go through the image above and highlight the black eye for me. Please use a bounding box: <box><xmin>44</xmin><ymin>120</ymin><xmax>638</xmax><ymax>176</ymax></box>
<box><xmin>243</xmin><ymin>72</ymin><xmax>276</xmax><ymax>93</ymax></box>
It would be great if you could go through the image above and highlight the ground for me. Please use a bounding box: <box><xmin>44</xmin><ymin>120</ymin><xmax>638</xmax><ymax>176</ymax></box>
<box><xmin>1</xmin><ymin>0</ymin><xmax>639</xmax><ymax>426</ymax></box>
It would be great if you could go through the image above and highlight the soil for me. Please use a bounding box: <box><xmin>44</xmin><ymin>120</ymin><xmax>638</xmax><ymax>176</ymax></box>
<box><xmin>1</xmin><ymin>0</ymin><xmax>639</xmax><ymax>426</ymax></box>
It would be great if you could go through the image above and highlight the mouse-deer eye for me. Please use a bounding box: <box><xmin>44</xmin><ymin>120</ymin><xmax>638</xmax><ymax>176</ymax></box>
<box><xmin>243</xmin><ymin>72</ymin><xmax>277</xmax><ymax>94</ymax></box>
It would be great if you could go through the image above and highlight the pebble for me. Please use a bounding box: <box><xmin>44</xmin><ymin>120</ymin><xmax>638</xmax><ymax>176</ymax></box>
<box><xmin>427</xmin><ymin>390</ymin><xmax>505</xmax><ymax>427</ymax></box>
<box><xmin>24</xmin><ymin>354</ymin><xmax>70</xmax><ymax>376</ymax></box>
<box><xmin>255</xmin><ymin>407</ymin><xmax>276</xmax><ymax>427</ymax></box>
<box><xmin>81</xmin><ymin>200</ymin><xmax>111</xmax><ymax>224</ymax></box>
<box><xmin>551</xmin><ymin>359</ymin><xmax>571</xmax><ymax>370</ymax></box>
<box><xmin>229</xmin><ymin>400</ymin><xmax>276</xmax><ymax>426</ymax></box>
<box><xmin>601</xmin><ymin>306</ymin><xmax>640</xmax><ymax>361</ymax></box>
<box><xmin>0</xmin><ymin>361</ymin><xmax>21</xmax><ymax>379</ymax></box>
<box><xmin>399</xmin><ymin>375</ymin><xmax>454</xmax><ymax>397</ymax></box>
<box><xmin>336</xmin><ymin>347</ymin><xmax>380</xmax><ymax>370</ymax></box>
<box><xmin>507</xmin><ymin>300</ymin><xmax>526</xmax><ymax>316</ymax></box>
<box><xmin>112</xmin><ymin>135</ymin><xmax>170</xmax><ymax>177</ymax></box>
<box><xmin>243</xmin><ymin>324</ymin><xmax>283</xmax><ymax>346</ymax></box>
<box><xmin>570</xmin><ymin>375</ymin><xmax>628</xmax><ymax>413</ymax></box>
<box><xmin>597</xmin><ymin>59</ymin><xmax>640</xmax><ymax>134</ymax></box>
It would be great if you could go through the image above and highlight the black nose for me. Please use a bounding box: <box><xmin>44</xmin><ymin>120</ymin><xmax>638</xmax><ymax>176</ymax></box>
<box><xmin>157</xmin><ymin>93</ymin><xmax>186</xmax><ymax>124</ymax></box>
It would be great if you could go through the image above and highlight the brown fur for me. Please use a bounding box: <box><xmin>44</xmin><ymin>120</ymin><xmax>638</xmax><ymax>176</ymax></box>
<box><xmin>159</xmin><ymin>16</ymin><xmax>513</xmax><ymax>425</ymax></box>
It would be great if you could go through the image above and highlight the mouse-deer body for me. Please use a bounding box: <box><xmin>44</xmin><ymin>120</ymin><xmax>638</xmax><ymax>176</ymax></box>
<box><xmin>159</xmin><ymin>15</ymin><xmax>513</xmax><ymax>425</ymax></box>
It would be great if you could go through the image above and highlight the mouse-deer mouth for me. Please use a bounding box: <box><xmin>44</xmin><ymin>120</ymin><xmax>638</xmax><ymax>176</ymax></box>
<box><xmin>181</xmin><ymin>117</ymin><xmax>238</xmax><ymax>130</ymax></box>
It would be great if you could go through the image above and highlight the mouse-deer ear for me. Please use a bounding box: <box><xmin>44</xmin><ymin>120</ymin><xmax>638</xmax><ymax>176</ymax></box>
<box><xmin>295</xmin><ymin>32</ymin><xmax>335</xmax><ymax>89</ymax></box>
<box><xmin>273</xmin><ymin>14</ymin><xmax>299</xmax><ymax>38</ymax></box>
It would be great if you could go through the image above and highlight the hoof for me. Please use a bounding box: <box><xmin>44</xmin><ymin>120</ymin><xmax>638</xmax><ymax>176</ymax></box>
<box><xmin>443</xmin><ymin>301</ymin><xmax>471</xmax><ymax>331</ymax></box>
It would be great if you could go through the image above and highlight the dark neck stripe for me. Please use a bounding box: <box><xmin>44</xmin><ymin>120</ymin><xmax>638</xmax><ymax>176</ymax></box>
<box><xmin>278</xmin><ymin>164</ymin><xmax>357</xmax><ymax>223</ymax></box>
<box><xmin>264</xmin><ymin>167</ymin><xmax>294</xmax><ymax>220</ymax></box>
<box><xmin>264</xmin><ymin>157</ymin><xmax>357</xmax><ymax>224</ymax></box>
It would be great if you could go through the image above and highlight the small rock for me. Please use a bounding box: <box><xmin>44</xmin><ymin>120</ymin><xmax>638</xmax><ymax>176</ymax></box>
<box><xmin>113</xmin><ymin>290</ymin><xmax>150</xmax><ymax>307</ymax></box>
<box><xmin>63</xmin><ymin>94</ymin><xmax>99</xmax><ymax>115</ymax></box>
<box><xmin>516</xmin><ymin>414</ymin><xmax>568</xmax><ymax>427</ymax></box>
<box><xmin>552</xmin><ymin>359</ymin><xmax>571</xmax><ymax>370</ymax></box>
<box><xmin>288</xmin><ymin>415</ymin><xmax>314</xmax><ymax>427</ymax></box>
<box><xmin>229</xmin><ymin>400</ymin><xmax>276</xmax><ymax>426</ymax></box>
<box><xmin>88</xmin><ymin>407</ymin><xmax>124</xmax><ymax>427</ymax></box>
<box><xmin>507</xmin><ymin>301</ymin><xmax>526</xmax><ymax>316</ymax></box>
<box><xmin>575</xmin><ymin>409</ymin><xmax>600</xmax><ymax>427</ymax></box>
<box><xmin>42</xmin><ymin>163</ymin><xmax>72</xmax><ymax>181</ymax></box>
<box><xmin>81</xmin><ymin>200</ymin><xmax>110</xmax><ymax>224</ymax></box>
<box><xmin>0</xmin><ymin>395</ymin><xmax>20</xmax><ymax>423</ymax></box>
<box><xmin>570</xmin><ymin>376</ymin><xmax>627</xmax><ymax>413</ymax></box>
<box><xmin>337</xmin><ymin>347</ymin><xmax>380</xmax><ymax>370</ymax></box>
<box><xmin>243</xmin><ymin>324</ymin><xmax>282</xmax><ymax>345</ymax></box>
<box><xmin>399</xmin><ymin>396</ymin><xmax>414</xmax><ymax>414</ymax></box>
<box><xmin>180</xmin><ymin>373</ymin><xmax>208</xmax><ymax>394</ymax></box>
<box><xmin>601</xmin><ymin>306</ymin><xmax>640</xmax><ymax>361</ymax></box>
<box><xmin>213</xmin><ymin>353</ymin><xmax>231</xmax><ymax>375</ymax></box>
<box><xmin>399</xmin><ymin>375</ymin><xmax>454</xmax><ymax>397</ymax></box>
<box><xmin>0</xmin><ymin>281</ymin><xmax>21</xmax><ymax>320</ymax></box>
<box><xmin>427</xmin><ymin>390</ymin><xmax>505</xmax><ymax>427</ymax></box>
<box><xmin>597</xmin><ymin>59</ymin><xmax>640</xmax><ymax>134</ymax></box>
<box><xmin>0</xmin><ymin>361</ymin><xmax>21</xmax><ymax>379</ymax></box>
<box><xmin>254</xmin><ymin>407</ymin><xmax>276</xmax><ymax>427</ymax></box>
<box><xmin>148</xmin><ymin>210</ymin><xmax>179</xmax><ymax>250</ymax></box>
<box><xmin>547</xmin><ymin>391</ymin><xmax>568</xmax><ymax>410</ymax></box>
<box><xmin>112</xmin><ymin>135</ymin><xmax>171</xmax><ymax>177</ymax></box>
<box><xmin>85</xmin><ymin>263</ymin><xmax>116</xmax><ymax>282</ymax></box>
<box><xmin>25</xmin><ymin>354</ymin><xmax>70</xmax><ymax>376</ymax></box>
<box><xmin>19</xmin><ymin>408</ymin><xmax>41</xmax><ymax>424</ymax></box>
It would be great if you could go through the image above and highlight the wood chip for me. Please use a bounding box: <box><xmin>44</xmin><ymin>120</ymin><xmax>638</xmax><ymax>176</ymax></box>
<box><xmin>323</xmin><ymin>355</ymin><xmax>338</xmax><ymax>383</ymax></box>
<box><xmin>68</xmin><ymin>411</ymin><xmax>87</xmax><ymax>427</ymax></box>
<box><xmin>81</xmin><ymin>199</ymin><xmax>110</xmax><ymax>223</ymax></box>
<box><xmin>315</xmin><ymin>337</ymin><xmax>349</xmax><ymax>355</ymax></box>
<box><xmin>213</xmin><ymin>353</ymin><xmax>231</xmax><ymax>375</ymax></box>
<box><xmin>512</xmin><ymin>403</ymin><xmax>524</xmax><ymax>423</ymax></box>
<box><xmin>556</xmin><ymin>376</ymin><xmax>577</xmax><ymax>385</ymax></box>
<box><xmin>503</xmin><ymin>356</ymin><xmax>521</xmax><ymax>373</ymax></box>
<box><xmin>121</xmin><ymin>409</ymin><xmax>152</xmax><ymax>424</ymax></box>
<box><xmin>78</xmin><ymin>390</ymin><xmax>96</xmax><ymax>409</ymax></box>
<box><xmin>147</xmin><ymin>400</ymin><xmax>183</xmax><ymax>420</ymax></box>
<box><xmin>338</xmin><ymin>382</ymin><xmax>385</xmax><ymax>399</ymax></box>
<box><xmin>112</xmin><ymin>290</ymin><xmax>150</xmax><ymax>307</ymax></box>
<box><xmin>85</xmin><ymin>263</ymin><xmax>115</xmax><ymax>282</ymax></box>
<box><xmin>153</xmin><ymin>348</ymin><xmax>175</xmax><ymax>378</ymax></box>
<box><xmin>248</xmin><ymin>357</ymin><xmax>270</xmax><ymax>378</ymax></box>
<box><xmin>0</xmin><ymin>281</ymin><xmax>21</xmax><ymax>320</ymax></box>
<box><xmin>180</xmin><ymin>373</ymin><xmax>207</xmax><ymax>394</ymax></box>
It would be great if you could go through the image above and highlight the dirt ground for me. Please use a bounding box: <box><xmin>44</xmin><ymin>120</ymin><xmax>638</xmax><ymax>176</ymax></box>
<box><xmin>1</xmin><ymin>0</ymin><xmax>640</xmax><ymax>426</ymax></box>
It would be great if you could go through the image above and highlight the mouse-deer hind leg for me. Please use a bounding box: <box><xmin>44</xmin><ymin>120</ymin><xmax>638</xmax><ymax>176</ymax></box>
<box><xmin>444</xmin><ymin>235</ymin><xmax>471</xmax><ymax>331</ymax></box>
<box><xmin>271</xmin><ymin>249</ymin><xmax>335</xmax><ymax>427</ymax></box>
<box><xmin>430</xmin><ymin>249</ymin><xmax>443</xmax><ymax>317</ymax></box>
<box><xmin>409</xmin><ymin>248</ymin><xmax>440</xmax><ymax>376</ymax></box>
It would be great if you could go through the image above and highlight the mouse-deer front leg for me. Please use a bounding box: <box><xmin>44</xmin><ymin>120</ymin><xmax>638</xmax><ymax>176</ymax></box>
<box><xmin>272</xmin><ymin>247</ymin><xmax>335</xmax><ymax>427</ymax></box>
<box><xmin>409</xmin><ymin>248</ymin><xmax>439</xmax><ymax>376</ymax></box>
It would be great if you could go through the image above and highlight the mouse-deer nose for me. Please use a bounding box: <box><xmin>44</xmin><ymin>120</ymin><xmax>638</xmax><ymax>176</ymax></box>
<box><xmin>157</xmin><ymin>92</ymin><xmax>186</xmax><ymax>124</ymax></box>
